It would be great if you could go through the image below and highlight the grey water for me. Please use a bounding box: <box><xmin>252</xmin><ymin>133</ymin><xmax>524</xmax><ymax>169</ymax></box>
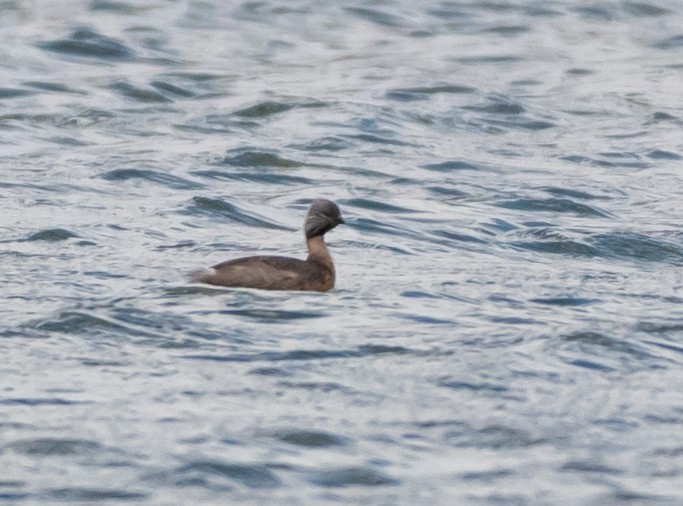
<box><xmin>2</xmin><ymin>0</ymin><xmax>683</xmax><ymax>504</ymax></box>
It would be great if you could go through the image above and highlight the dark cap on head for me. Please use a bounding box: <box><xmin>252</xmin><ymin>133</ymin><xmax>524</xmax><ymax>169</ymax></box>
<box><xmin>304</xmin><ymin>199</ymin><xmax>344</xmax><ymax>239</ymax></box>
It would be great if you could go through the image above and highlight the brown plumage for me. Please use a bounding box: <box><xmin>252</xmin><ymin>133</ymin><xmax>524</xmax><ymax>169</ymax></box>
<box><xmin>191</xmin><ymin>199</ymin><xmax>344</xmax><ymax>291</ymax></box>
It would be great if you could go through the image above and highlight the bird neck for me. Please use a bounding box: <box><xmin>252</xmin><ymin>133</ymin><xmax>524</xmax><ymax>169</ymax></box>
<box><xmin>306</xmin><ymin>235</ymin><xmax>334</xmax><ymax>270</ymax></box>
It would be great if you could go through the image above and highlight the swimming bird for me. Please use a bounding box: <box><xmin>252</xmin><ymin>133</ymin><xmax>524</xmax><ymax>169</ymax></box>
<box><xmin>192</xmin><ymin>199</ymin><xmax>344</xmax><ymax>291</ymax></box>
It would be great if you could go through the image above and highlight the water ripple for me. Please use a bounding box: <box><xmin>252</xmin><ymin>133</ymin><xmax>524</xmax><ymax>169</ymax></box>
<box><xmin>288</xmin><ymin>136</ymin><xmax>353</xmax><ymax>152</ymax></box>
<box><xmin>437</xmin><ymin>378</ymin><xmax>508</xmax><ymax>394</ymax></box>
<box><xmin>150</xmin><ymin>80</ymin><xmax>197</xmax><ymax>98</ymax></box>
<box><xmin>308</xmin><ymin>466</ymin><xmax>398</xmax><ymax>487</ymax></box>
<box><xmin>541</xmin><ymin>186</ymin><xmax>613</xmax><ymax>201</ymax></box>
<box><xmin>497</xmin><ymin>197</ymin><xmax>611</xmax><ymax>218</ymax></box>
<box><xmin>342</xmin><ymin>133</ymin><xmax>417</xmax><ymax>147</ymax></box>
<box><xmin>25</xmin><ymin>228</ymin><xmax>79</xmax><ymax>242</ymax></box>
<box><xmin>343</xmin><ymin>198</ymin><xmax>417</xmax><ymax>214</ymax></box>
<box><xmin>593</xmin><ymin>232</ymin><xmax>683</xmax><ymax>265</ymax></box>
<box><xmin>24</xmin><ymin>81</ymin><xmax>85</xmax><ymax>95</ymax></box>
<box><xmin>46</xmin><ymin>488</ymin><xmax>147</xmax><ymax>501</ymax></box>
<box><xmin>270</xmin><ymin>429</ymin><xmax>348</xmax><ymax>448</ymax></box>
<box><xmin>183</xmin><ymin>345</ymin><xmax>415</xmax><ymax>363</ymax></box>
<box><xmin>9</xmin><ymin>438</ymin><xmax>102</xmax><ymax>456</ymax></box>
<box><xmin>219</xmin><ymin>308</ymin><xmax>326</xmax><ymax>321</ymax></box>
<box><xmin>560</xmin><ymin>331</ymin><xmax>651</xmax><ymax>358</ymax></box>
<box><xmin>423</xmin><ymin>160</ymin><xmax>480</xmax><ymax>172</ymax></box>
<box><xmin>101</xmin><ymin>168</ymin><xmax>204</xmax><ymax>189</ymax></box>
<box><xmin>38</xmin><ymin>29</ymin><xmax>136</xmax><ymax>61</ymax></box>
<box><xmin>386</xmin><ymin>84</ymin><xmax>475</xmax><ymax>102</ymax></box>
<box><xmin>655</xmin><ymin>34</ymin><xmax>683</xmax><ymax>50</ymax></box>
<box><xmin>233</xmin><ymin>101</ymin><xmax>294</xmax><ymax>118</ymax></box>
<box><xmin>192</xmin><ymin>169</ymin><xmax>312</xmax><ymax>186</ymax></box>
<box><xmin>505</xmin><ymin>228</ymin><xmax>598</xmax><ymax>258</ymax></box>
<box><xmin>32</xmin><ymin>309</ymin><xmax>163</xmax><ymax>339</ymax></box>
<box><xmin>529</xmin><ymin>297</ymin><xmax>596</xmax><ymax>307</ymax></box>
<box><xmin>220</xmin><ymin>149</ymin><xmax>305</xmax><ymax>168</ymax></box>
<box><xmin>185</xmin><ymin>197</ymin><xmax>291</xmax><ymax>229</ymax></box>
<box><xmin>110</xmin><ymin>81</ymin><xmax>174</xmax><ymax>104</ymax></box>
<box><xmin>505</xmin><ymin>227</ymin><xmax>683</xmax><ymax>265</ymax></box>
<box><xmin>561</xmin><ymin>460</ymin><xmax>623</xmax><ymax>475</ymax></box>
<box><xmin>344</xmin><ymin>7</ymin><xmax>404</xmax><ymax>28</ymax></box>
<box><xmin>0</xmin><ymin>398</ymin><xmax>90</xmax><ymax>406</ymax></box>
<box><xmin>560</xmin><ymin>153</ymin><xmax>652</xmax><ymax>169</ymax></box>
<box><xmin>0</xmin><ymin>88</ymin><xmax>35</xmax><ymax>99</ymax></box>
<box><xmin>150</xmin><ymin>460</ymin><xmax>281</xmax><ymax>490</ymax></box>
<box><xmin>448</xmin><ymin>424</ymin><xmax>545</xmax><ymax>449</ymax></box>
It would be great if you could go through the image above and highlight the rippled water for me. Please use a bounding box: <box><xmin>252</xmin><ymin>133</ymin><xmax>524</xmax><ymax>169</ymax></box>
<box><xmin>2</xmin><ymin>1</ymin><xmax>683</xmax><ymax>504</ymax></box>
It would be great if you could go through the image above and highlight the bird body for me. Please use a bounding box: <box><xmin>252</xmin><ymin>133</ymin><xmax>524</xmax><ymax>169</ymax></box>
<box><xmin>192</xmin><ymin>200</ymin><xmax>343</xmax><ymax>292</ymax></box>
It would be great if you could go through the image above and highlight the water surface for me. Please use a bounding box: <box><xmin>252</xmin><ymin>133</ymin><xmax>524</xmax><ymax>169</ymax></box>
<box><xmin>2</xmin><ymin>1</ymin><xmax>683</xmax><ymax>504</ymax></box>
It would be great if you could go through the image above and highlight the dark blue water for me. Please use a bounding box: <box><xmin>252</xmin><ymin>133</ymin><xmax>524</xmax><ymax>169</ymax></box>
<box><xmin>2</xmin><ymin>1</ymin><xmax>683</xmax><ymax>504</ymax></box>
